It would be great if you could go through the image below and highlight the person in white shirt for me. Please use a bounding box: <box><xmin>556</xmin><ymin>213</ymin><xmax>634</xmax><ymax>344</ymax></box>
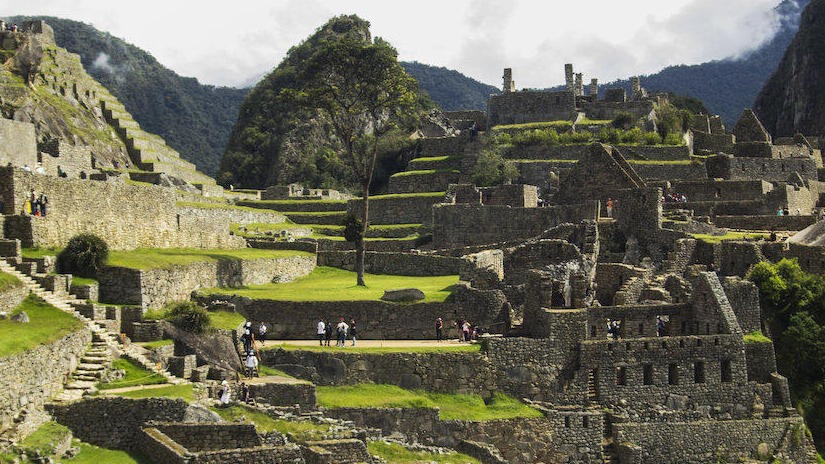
<box><xmin>317</xmin><ymin>319</ymin><xmax>326</xmax><ymax>346</ymax></box>
<box><xmin>336</xmin><ymin>319</ymin><xmax>349</xmax><ymax>347</ymax></box>
<box><xmin>258</xmin><ymin>322</ymin><xmax>267</xmax><ymax>346</ymax></box>
<box><xmin>245</xmin><ymin>349</ymin><xmax>259</xmax><ymax>377</ymax></box>
<box><xmin>219</xmin><ymin>380</ymin><xmax>231</xmax><ymax>405</ymax></box>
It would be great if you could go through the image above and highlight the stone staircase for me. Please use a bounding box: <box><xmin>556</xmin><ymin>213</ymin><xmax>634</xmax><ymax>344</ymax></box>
<box><xmin>0</xmin><ymin>258</ymin><xmax>186</xmax><ymax>403</ymax></box>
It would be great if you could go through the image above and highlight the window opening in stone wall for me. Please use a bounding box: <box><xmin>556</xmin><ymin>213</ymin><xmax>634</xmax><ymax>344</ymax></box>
<box><xmin>681</xmin><ymin>321</ymin><xmax>686</xmax><ymax>334</ymax></box>
<box><xmin>714</xmin><ymin>337</ymin><xmax>720</xmax><ymax>345</ymax></box>
<box><xmin>582</xmin><ymin>416</ymin><xmax>589</xmax><ymax>428</ymax></box>
<box><xmin>643</xmin><ymin>341</ymin><xmax>649</xmax><ymax>350</ymax></box>
<box><xmin>616</xmin><ymin>367</ymin><xmax>627</xmax><ymax>386</ymax></box>
<box><xmin>705</xmin><ymin>322</ymin><xmax>710</xmax><ymax>334</ymax></box>
<box><xmin>694</xmin><ymin>361</ymin><xmax>705</xmax><ymax>383</ymax></box>
<box><xmin>679</xmin><ymin>339</ymin><xmax>685</xmax><ymax>348</ymax></box>
<box><xmin>565</xmin><ymin>416</ymin><xmax>570</xmax><ymax>428</ymax></box>
<box><xmin>591</xmin><ymin>325</ymin><xmax>597</xmax><ymax>337</ymax></box>
<box><xmin>625</xmin><ymin>342</ymin><xmax>630</xmax><ymax>351</ymax></box>
<box><xmin>721</xmin><ymin>360</ymin><xmax>732</xmax><ymax>383</ymax></box>
<box><xmin>638</xmin><ymin>322</ymin><xmax>644</xmax><ymax>335</ymax></box>
<box><xmin>176</xmin><ymin>214</ymin><xmax>181</xmax><ymax>230</ymax></box>
<box><xmin>697</xmin><ymin>338</ymin><xmax>703</xmax><ymax>347</ymax></box>
<box><xmin>668</xmin><ymin>363</ymin><xmax>679</xmax><ymax>385</ymax></box>
<box><xmin>643</xmin><ymin>364</ymin><xmax>653</xmax><ymax>385</ymax></box>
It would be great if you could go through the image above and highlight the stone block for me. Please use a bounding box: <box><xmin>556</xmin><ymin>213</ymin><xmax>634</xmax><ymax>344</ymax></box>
<box><xmin>167</xmin><ymin>355</ymin><xmax>197</xmax><ymax>379</ymax></box>
<box><xmin>381</xmin><ymin>288</ymin><xmax>425</xmax><ymax>301</ymax></box>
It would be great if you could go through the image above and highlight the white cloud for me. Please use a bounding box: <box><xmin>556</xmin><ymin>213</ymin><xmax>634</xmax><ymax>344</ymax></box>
<box><xmin>3</xmin><ymin>0</ymin><xmax>786</xmax><ymax>88</ymax></box>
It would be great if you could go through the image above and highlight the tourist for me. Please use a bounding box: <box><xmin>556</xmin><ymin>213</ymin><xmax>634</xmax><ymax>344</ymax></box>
<box><xmin>769</xmin><ymin>230</ymin><xmax>777</xmax><ymax>242</ymax></box>
<box><xmin>240</xmin><ymin>382</ymin><xmax>250</xmax><ymax>403</ymax></box>
<box><xmin>241</xmin><ymin>328</ymin><xmax>252</xmax><ymax>353</ymax></box>
<box><xmin>777</xmin><ymin>207</ymin><xmax>783</xmax><ymax>216</ymax></box>
<box><xmin>38</xmin><ymin>194</ymin><xmax>48</xmax><ymax>217</ymax></box>
<box><xmin>34</xmin><ymin>162</ymin><xmax>45</xmax><ymax>175</ymax></box>
<box><xmin>219</xmin><ymin>380</ymin><xmax>231</xmax><ymax>405</ymax></box>
<box><xmin>21</xmin><ymin>193</ymin><xmax>31</xmax><ymax>215</ymax></box>
<box><xmin>455</xmin><ymin>319</ymin><xmax>463</xmax><ymax>342</ymax></box>
<box><xmin>324</xmin><ymin>320</ymin><xmax>333</xmax><ymax>346</ymax></box>
<box><xmin>336</xmin><ymin>318</ymin><xmax>348</xmax><ymax>347</ymax></box>
<box><xmin>350</xmin><ymin>319</ymin><xmax>357</xmax><ymax>346</ymax></box>
<box><xmin>22</xmin><ymin>164</ymin><xmax>30</xmax><ymax>172</ymax></box>
<box><xmin>57</xmin><ymin>165</ymin><xmax>67</xmax><ymax>178</ymax></box>
<box><xmin>317</xmin><ymin>319</ymin><xmax>326</xmax><ymax>346</ymax></box>
<box><xmin>245</xmin><ymin>349</ymin><xmax>259</xmax><ymax>377</ymax></box>
<box><xmin>783</xmin><ymin>206</ymin><xmax>790</xmax><ymax>216</ymax></box>
<box><xmin>258</xmin><ymin>321</ymin><xmax>267</xmax><ymax>346</ymax></box>
<box><xmin>469</xmin><ymin>122</ymin><xmax>478</xmax><ymax>138</ymax></box>
<box><xmin>435</xmin><ymin>317</ymin><xmax>443</xmax><ymax>341</ymax></box>
<box><xmin>462</xmin><ymin>320</ymin><xmax>471</xmax><ymax>342</ymax></box>
<box><xmin>656</xmin><ymin>316</ymin><xmax>665</xmax><ymax>337</ymax></box>
<box><xmin>30</xmin><ymin>189</ymin><xmax>38</xmax><ymax>216</ymax></box>
<box><xmin>606</xmin><ymin>198</ymin><xmax>613</xmax><ymax>218</ymax></box>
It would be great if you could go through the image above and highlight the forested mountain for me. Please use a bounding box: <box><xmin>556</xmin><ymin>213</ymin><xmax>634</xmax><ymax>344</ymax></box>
<box><xmin>401</xmin><ymin>61</ymin><xmax>499</xmax><ymax>110</ymax></box>
<box><xmin>754</xmin><ymin>0</ymin><xmax>825</xmax><ymax>137</ymax></box>
<box><xmin>4</xmin><ymin>15</ymin><xmax>247</xmax><ymax>176</ymax></box>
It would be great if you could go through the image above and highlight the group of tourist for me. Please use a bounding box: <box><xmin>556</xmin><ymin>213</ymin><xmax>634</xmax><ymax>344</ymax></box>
<box><xmin>316</xmin><ymin>318</ymin><xmax>358</xmax><ymax>347</ymax></box>
<box><xmin>21</xmin><ymin>188</ymin><xmax>48</xmax><ymax>217</ymax></box>
<box><xmin>240</xmin><ymin>321</ymin><xmax>267</xmax><ymax>378</ymax></box>
<box><xmin>777</xmin><ymin>206</ymin><xmax>802</xmax><ymax>216</ymax></box>
<box><xmin>217</xmin><ymin>380</ymin><xmax>257</xmax><ymax>406</ymax></box>
<box><xmin>662</xmin><ymin>192</ymin><xmax>688</xmax><ymax>203</ymax></box>
<box><xmin>4</xmin><ymin>23</ymin><xmax>19</xmax><ymax>32</ymax></box>
<box><xmin>453</xmin><ymin>318</ymin><xmax>486</xmax><ymax>342</ymax></box>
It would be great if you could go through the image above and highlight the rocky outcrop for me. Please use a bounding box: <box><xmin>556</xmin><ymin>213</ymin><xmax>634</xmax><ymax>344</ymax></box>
<box><xmin>754</xmin><ymin>0</ymin><xmax>825</xmax><ymax>137</ymax></box>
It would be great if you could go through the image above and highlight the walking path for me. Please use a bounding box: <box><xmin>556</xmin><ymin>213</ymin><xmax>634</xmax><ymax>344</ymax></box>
<box><xmin>263</xmin><ymin>339</ymin><xmax>475</xmax><ymax>348</ymax></box>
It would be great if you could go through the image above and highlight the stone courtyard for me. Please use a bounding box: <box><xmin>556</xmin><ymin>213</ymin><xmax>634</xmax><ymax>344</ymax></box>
<box><xmin>0</xmin><ymin>21</ymin><xmax>823</xmax><ymax>464</ymax></box>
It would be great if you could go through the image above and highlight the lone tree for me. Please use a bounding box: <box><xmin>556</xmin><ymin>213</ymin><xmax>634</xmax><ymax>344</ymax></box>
<box><xmin>295</xmin><ymin>35</ymin><xmax>417</xmax><ymax>286</ymax></box>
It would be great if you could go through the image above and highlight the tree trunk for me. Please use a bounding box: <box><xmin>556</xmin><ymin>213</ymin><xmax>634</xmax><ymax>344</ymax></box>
<box><xmin>356</xmin><ymin>181</ymin><xmax>370</xmax><ymax>286</ymax></box>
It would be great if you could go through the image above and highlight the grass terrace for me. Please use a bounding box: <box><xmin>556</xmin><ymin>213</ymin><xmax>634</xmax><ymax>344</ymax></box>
<box><xmin>175</xmin><ymin>201</ymin><xmax>271</xmax><ymax>213</ymax></box>
<box><xmin>106</xmin><ymin>383</ymin><xmax>195</xmax><ymax>401</ymax></box>
<box><xmin>316</xmin><ymin>384</ymin><xmax>542</xmax><ymax>421</ymax></box>
<box><xmin>203</xmin><ymin>266</ymin><xmax>458</xmax><ymax>303</ymax></box>
<box><xmin>70</xmin><ymin>276</ymin><xmax>99</xmax><ymax>286</ymax></box>
<box><xmin>21</xmin><ymin>247</ymin><xmax>61</xmax><ymax>259</ymax></box>
<box><xmin>97</xmin><ymin>358</ymin><xmax>167</xmax><ymax>390</ymax></box>
<box><xmin>626</xmin><ymin>159</ymin><xmax>694</xmax><ymax>165</ymax></box>
<box><xmin>106</xmin><ymin>248</ymin><xmax>312</xmax><ymax>270</ymax></box>
<box><xmin>0</xmin><ymin>295</ymin><xmax>83</xmax><ymax>357</ymax></box>
<box><xmin>370</xmin><ymin>191</ymin><xmax>446</xmax><ymax>200</ymax></box>
<box><xmin>368</xmin><ymin>441</ymin><xmax>479</xmax><ymax>464</ymax></box>
<box><xmin>690</xmin><ymin>232</ymin><xmax>768</xmax><ymax>243</ymax></box>
<box><xmin>0</xmin><ymin>270</ymin><xmax>22</xmax><ymax>292</ymax></box>
<box><xmin>265</xmin><ymin>343</ymin><xmax>481</xmax><ymax>354</ymax></box>
<box><xmin>211</xmin><ymin>405</ymin><xmax>333</xmax><ymax>441</ymax></box>
<box><xmin>241</xmin><ymin>199</ymin><xmax>347</xmax><ymax>206</ymax></box>
<box><xmin>139</xmin><ymin>339</ymin><xmax>174</xmax><ymax>350</ymax></box>
<box><xmin>577</xmin><ymin>118</ymin><xmax>612</xmax><ymax>125</ymax></box>
<box><xmin>409</xmin><ymin>155</ymin><xmax>453</xmax><ymax>163</ymax></box>
<box><xmin>390</xmin><ymin>169</ymin><xmax>460</xmax><ymax>178</ymax></box>
<box><xmin>491</xmin><ymin>120</ymin><xmax>573</xmax><ymax>130</ymax></box>
<box><xmin>143</xmin><ymin>308</ymin><xmax>245</xmax><ymax>331</ymax></box>
<box><xmin>744</xmin><ymin>331</ymin><xmax>772</xmax><ymax>343</ymax></box>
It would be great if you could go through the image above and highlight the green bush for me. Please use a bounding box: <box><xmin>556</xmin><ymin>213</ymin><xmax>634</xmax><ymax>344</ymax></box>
<box><xmin>341</xmin><ymin>215</ymin><xmax>364</xmax><ymax>242</ymax></box>
<box><xmin>622</xmin><ymin>128</ymin><xmax>644</xmax><ymax>144</ymax></box>
<box><xmin>611</xmin><ymin>112</ymin><xmax>634</xmax><ymax>129</ymax></box>
<box><xmin>165</xmin><ymin>301</ymin><xmax>211</xmax><ymax>334</ymax></box>
<box><xmin>495</xmin><ymin>132</ymin><xmax>513</xmax><ymax>145</ymax></box>
<box><xmin>663</xmin><ymin>132</ymin><xmax>683</xmax><ymax>145</ymax></box>
<box><xmin>56</xmin><ymin>234</ymin><xmax>109</xmax><ymax>278</ymax></box>
<box><xmin>471</xmin><ymin>149</ymin><xmax>519</xmax><ymax>187</ymax></box>
<box><xmin>597</xmin><ymin>127</ymin><xmax>622</xmax><ymax>145</ymax></box>
<box><xmin>512</xmin><ymin>128</ymin><xmax>559</xmax><ymax>147</ymax></box>
<box><xmin>643</xmin><ymin>132</ymin><xmax>663</xmax><ymax>145</ymax></box>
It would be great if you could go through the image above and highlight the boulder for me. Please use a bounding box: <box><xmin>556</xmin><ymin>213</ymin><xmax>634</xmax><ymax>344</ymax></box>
<box><xmin>183</xmin><ymin>404</ymin><xmax>222</xmax><ymax>423</ymax></box>
<box><xmin>11</xmin><ymin>311</ymin><xmax>29</xmax><ymax>323</ymax></box>
<box><xmin>381</xmin><ymin>288</ymin><xmax>425</xmax><ymax>302</ymax></box>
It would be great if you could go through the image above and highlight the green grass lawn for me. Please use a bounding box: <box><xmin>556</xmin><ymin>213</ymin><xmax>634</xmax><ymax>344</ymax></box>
<box><xmin>0</xmin><ymin>295</ymin><xmax>83</xmax><ymax>357</ymax></box>
<box><xmin>21</xmin><ymin>247</ymin><xmax>61</xmax><ymax>259</ymax></box>
<box><xmin>203</xmin><ymin>267</ymin><xmax>458</xmax><ymax>303</ymax></box>
<box><xmin>0</xmin><ymin>271</ymin><xmax>21</xmax><ymax>292</ymax></box>
<box><xmin>368</xmin><ymin>441</ymin><xmax>480</xmax><ymax>464</ymax></box>
<box><xmin>369</xmin><ymin>191</ymin><xmax>446</xmax><ymax>200</ymax></box>
<box><xmin>175</xmin><ymin>201</ymin><xmax>270</xmax><ymax>213</ymax></box>
<box><xmin>626</xmin><ymin>159</ymin><xmax>692</xmax><ymax>165</ymax></box>
<box><xmin>257</xmin><ymin>365</ymin><xmax>298</xmax><ymax>378</ymax></box>
<box><xmin>316</xmin><ymin>384</ymin><xmax>541</xmax><ymax>421</ymax></box>
<box><xmin>744</xmin><ymin>331</ymin><xmax>772</xmax><ymax>343</ymax></box>
<box><xmin>690</xmin><ymin>232</ymin><xmax>768</xmax><ymax>243</ymax></box>
<box><xmin>108</xmin><ymin>384</ymin><xmax>194</xmax><ymax>401</ymax></box>
<box><xmin>0</xmin><ymin>422</ymin><xmax>149</xmax><ymax>464</ymax></box>
<box><xmin>65</xmin><ymin>441</ymin><xmax>149</xmax><ymax>464</ymax></box>
<box><xmin>70</xmin><ymin>276</ymin><xmax>98</xmax><ymax>286</ymax></box>
<box><xmin>207</xmin><ymin>310</ymin><xmax>246</xmax><ymax>330</ymax></box>
<box><xmin>409</xmin><ymin>155</ymin><xmax>453</xmax><ymax>163</ymax></box>
<box><xmin>492</xmin><ymin>120</ymin><xmax>573</xmax><ymax>130</ymax></box>
<box><xmin>265</xmin><ymin>343</ymin><xmax>481</xmax><ymax>354</ymax></box>
<box><xmin>139</xmin><ymin>339</ymin><xmax>174</xmax><ymax>350</ymax></box>
<box><xmin>106</xmin><ymin>248</ymin><xmax>312</xmax><ymax>270</ymax></box>
<box><xmin>242</xmin><ymin>199</ymin><xmax>347</xmax><ymax>206</ymax></box>
<box><xmin>97</xmin><ymin>358</ymin><xmax>167</xmax><ymax>390</ymax></box>
<box><xmin>211</xmin><ymin>405</ymin><xmax>333</xmax><ymax>441</ymax></box>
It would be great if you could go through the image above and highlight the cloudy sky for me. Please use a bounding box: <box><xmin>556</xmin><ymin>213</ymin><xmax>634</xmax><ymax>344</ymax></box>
<box><xmin>4</xmin><ymin>0</ymin><xmax>784</xmax><ymax>89</ymax></box>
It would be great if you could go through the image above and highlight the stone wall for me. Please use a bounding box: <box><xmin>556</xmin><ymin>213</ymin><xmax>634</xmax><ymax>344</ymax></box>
<box><xmin>0</xmin><ymin>167</ymin><xmax>243</xmax><ymax>250</ymax></box>
<box><xmin>706</xmin><ymin>155</ymin><xmax>818</xmax><ymax>182</ymax></box>
<box><xmin>198</xmin><ymin>286</ymin><xmax>503</xmax><ymax>340</ymax></box>
<box><xmin>247</xmin><ymin>381</ymin><xmax>317</xmax><ymax>411</ymax></box>
<box><xmin>432</xmin><ymin>202</ymin><xmax>597</xmax><ymax>249</ymax></box>
<box><xmin>99</xmin><ymin>254</ymin><xmax>316</xmax><ymax>308</ymax></box>
<box><xmin>745</xmin><ymin>340</ymin><xmax>777</xmax><ymax>383</ymax></box>
<box><xmin>47</xmin><ymin>397</ymin><xmax>190</xmax><ymax>450</ymax></box>
<box><xmin>388</xmin><ymin>170</ymin><xmax>460</xmax><ymax>194</ymax></box>
<box><xmin>693</xmin><ymin>130</ymin><xmax>735</xmax><ymax>153</ymax></box>
<box><xmin>177</xmin><ymin>204</ymin><xmax>286</xmax><ymax>226</ymax></box>
<box><xmin>616</xmin><ymin>145</ymin><xmax>691</xmax><ymax>161</ymax></box>
<box><xmin>488</xmin><ymin>90</ymin><xmax>575</xmax><ymax>127</ymax></box>
<box><xmin>630</xmin><ymin>162</ymin><xmax>708</xmax><ymax>180</ymax></box>
<box><xmin>0</xmin><ymin>118</ymin><xmax>37</xmax><ymax>168</ymax></box>
<box><xmin>613</xmin><ymin>416</ymin><xmax>810</xmax><ymax>464</ymax></box>
<box><xmin>317</xmin><ymin>251</ymin><xmax>466</xmax><ymax>276</ymax></box>
<box><xmin>346</xmin><ymin>194</ymin><xmax>444</xmax><ymax>225</ymax></box>
<box><xmin>302</xmin><ymin>439</ymin><xmax>370</xmax><ymax>464</ymax></box>
<box><xmin>38</xmin><ymin>141</ymin><xmax>94</xmax><ymax>179</ymax></box>
<box><xmin>580</xmin><ymin>99</ymin><xmax>655</xmax><ymax>121</ymax></box>
<box><xmin>0</xmin><ymin>280</ymin><xmax>27</xmax><ymax>315</ymax></box>
<box><xmin>669</xmin><ymin>180</ymin><xmax>772</xmax><ymax>202</ymax></box>
<box><xmin>152</xmin><ymin>422</ymin><xmax>262</xmax><ymax>451</ymax></box>
<box><xmin>712</xmin><ymin>215</ymin><xmax>815</xmax><ymax>231</ymax></box>
<box><xmin>720</xmin><ymin>276</ymin><xmax>762</xmax><ymax>334</ymax></box>
<box><xmin>0</xmin><ymin>326</ymin><xmax>90</xmax><ymax>429</ymax></box>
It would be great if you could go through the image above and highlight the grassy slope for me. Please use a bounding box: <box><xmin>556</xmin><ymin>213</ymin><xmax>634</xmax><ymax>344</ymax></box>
<box><xmin>0</xmin><ymin>295</ymin><xmax>83</xmax><ymax>357</ymax></box>
<box><xmin>211</xmin><ymin>405</ymin><xmax>332</xmax><ymax>441</ymax></box>
<box><xmin>690</xmin><ymin>232</ymin><xmax>768</xmax><ymax>243</ymax></box>
<box><xmin>0</xmin><ymin>422</ymin><xmax>148</xmax><ymax>464</ymax></box>
<box><xmin>108</xmin><ymin>384</ymin><xmax>194</xmax><ymax>401</ymax></box>
<box><xmin>106</xmin><ymin>248</ymin><xmax>311</xmax><ymax>270</ymax></box>
<box><xmin>203</xmin><ymin>266</ymin><xmax>457</xmax><ymax>303</ymax></box>
<box><xmin>0</xmin><ymin>271</ymin><xmax>22</xmax><ymax>292</ymax></box>
<box><xmin>368</xmin><ymin>441</ymin><xmax>480</xmax><ymax>464</ymax></box>
<box><xmin>97</xmin><ymin>358</ymin><xmax>166</xmax><ymax>390</ymax></box>
<box><xmin>316</xmin><ymin>384</ymin><xmax>541</xmax><ymax>421</ymax></box>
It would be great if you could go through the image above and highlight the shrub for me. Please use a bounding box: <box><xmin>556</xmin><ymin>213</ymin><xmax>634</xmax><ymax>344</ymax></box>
<box><xmin>664</xmin><ymin>132</ymin><xmax>683</xmax><ymax>145</ymax></box>
<box><xmin>57</xmin><ymin>234</ymin><xmax>109</xmax><ymax>278</ymax></box>
<box><xmin>341</xmin><ymin>215</ymin><xmax>364</xmax><ymax>242</ymax></box>
<box><xmin>643</xmin><ymin>132</ymin><xmax>663</xmax><ymax>145</ymax></box>
<box><xmin>165</xmin><ymin>301</ymin><xmax>211</xmax><ymax>334</ymax></box>
<box><xmin>471</xmin><ymin>149</ymin><xmax>519</xmax><ymax>187</ymax></box>
<box><xmin>495</xmin><ymin>133</ymin><xmax>513</xmax><ymax>145</ymax></box>
<box><xmin>512</xmin><ymin>128</ymin><xmax>559</xmax><ymax>147</ymax></box>
<box><xmin>597</xmin><ymin>127</ymin><xmax>622</xmax><ymax>145</ymax></box>
<box><xmin>611</xmin><ymin>112</ymin><xmax>634</xmax><ymax>129</ymax></box>
<box><xmin>622</xmin><ymin>128</ymin><xmax>644</xmax><ymax>144</ymax></box>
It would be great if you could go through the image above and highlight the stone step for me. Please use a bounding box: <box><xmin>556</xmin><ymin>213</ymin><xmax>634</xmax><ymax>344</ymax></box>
<box><xmin>77</xmin><ymin>363</ymin><xmax>104</xmax><ymax>371</ymax></box>
<box><xmin>81</xmin><ymin>356</ymin><xmax>109</xmax><ymax>364</ymax></box>
<box><xmin>71</xmin><ymin>374</ymin><xmax>99</xmax><ymax>382</ymax></box>
<box><xmin>65</xmin><ymin>380</ymin><xmax>97</xmax><ymax>390</ymax></box>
